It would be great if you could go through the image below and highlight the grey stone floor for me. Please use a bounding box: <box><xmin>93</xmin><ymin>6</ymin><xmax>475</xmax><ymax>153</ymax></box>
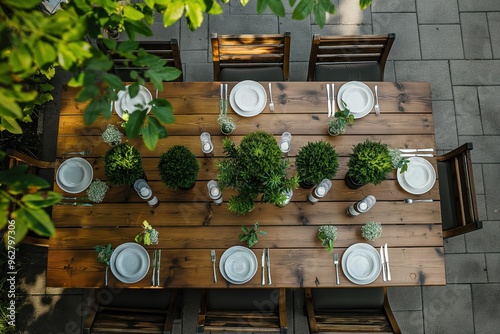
<box><xmin>15</xmin><ymin>1</ymin><xmax>500</xmax><ymax>333</ymax></box>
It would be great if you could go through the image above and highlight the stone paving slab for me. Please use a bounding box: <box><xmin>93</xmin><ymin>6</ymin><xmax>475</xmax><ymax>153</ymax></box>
<box><xmin>483</xmin><ymin>165</ymin><xmax>500</xmax><ymax>220</ymax></box>
<box><xmin>445</xmin><ymin>254</ymin><xmax>488</xmax><ymax>283</ymax></box>
<box><xmin>278</xmin><ymin>16</ymin><xmax>312</xmax><ymax>62</ymax></box>
<box><xmin>422</xmin><ymin>284</ymin><xmax>474</xmax><ymax>334</ymax></box>
<box><xmin>371</xmin><ymin>0</ymin><xmax>416</xmax><ymax>13</ymax></box>
<box><xmin>208</xmin><ymin>14</ymin><xmax>279</xmax><ymax>35</ymax></box>
<box><xmin>477</xmin><ymin>86</ymin><xmax>500</xmax><ymax>135</ymax></box>
<box><xmin>459</xmin><ymin>136</ymin><xmax>500</xmax><ymax>164</ymax></box>
<box><xmin>395</xmin><ymin>61</ymin><xmax>453</xmax><ymax>100</ymax></box>
<box><xmin>416</xmin><ymin>0</ymin><xmax>460</xmax><ymax>24</ymax></box>
<box><xmin>388</xmin><ymin>287</ymin><xmax>422</xmax><ymax>311</ymax></box>
<box><xmin>180</xmin><ymin>18</ymin><xmax>209</xmax><ymax>51</ymax></box>
<box><xmin>465</xmin><ymin>221</ymin><xmax>500</xmax><ymax>252</ymax></box>
<box><xmin>311</xmin><ymin>24</ymin><xmax>373</xmax><ymax>35</ymax></box>
<box><xmin>487</xmin><ymin>13</ymin><xmax>500</xmax><ymax>58</ymax></box>
<box><xmin>444</xmin><ymin>234</ymin><xmax>467</xmax><ymax>253</ymax></box>
<box><xmin>393</xmin><ymin>310</ymin><xmax>424</xmax><ymax>334</ymax></box>
<box><xmin>373</xmin><ymin>13</ymin><xmax>421</xmax><ymax>60</ymax></box>
<box><xmin>453</xmin><ymin>86</ymin><xmax>483</xmax><ymax>136</ymax></box>
<box><xmin>472</xmin><ymin>284</ymin><xmax>500</xmax><ymax>334</ymax></box>
<box><xmin>432</xmin><ymin>101</ymin><xmax>459</xmax><ymax>149</ymax></box>
<box><xmin>461</xmin><ymin>13</ymin><xmax>493</xmax><ymax>59</ymax></box>
<box><xmin>458</xmin><ymin>0</ymin><xmax>500</xmax><ymax>11</ymax></box>
<box><xmin>337</xmin><ymin>0</ymin><xmax>372</xmax><ymax>25</ymax></box>
<box><xmin>450</xmin><ymin>60</ymin><xmax>500</xmax><ymax>85</ymax></box>
<box><xmin>420</xmin><ymin>25</ymin><xmax>464</xmax><ymax>59</ymax></box>
<box><xmin>485</xmin><ymin>253</ymin><xmax>500</xmax><ymax>282</ymax></box>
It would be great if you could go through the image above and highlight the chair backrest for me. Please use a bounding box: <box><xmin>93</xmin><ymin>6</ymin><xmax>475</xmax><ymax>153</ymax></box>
<box><xmin>437</xmin><ymin>142</ymin><xmax>482</xmax><ymax>239</ymax></box>
<box><xmin>307</xmin><ymin>34</ymin><xmax>395</xmax><ymax>81</ymax></box>
<box><xmin>305</xmin><ymin>287</ymin><xmax>401</xmax><ymax>334</ymax></box>
<box><xmin>197</xmin><ymin>288</ymin><xmax>287</xmax><ymax>333</ymax></box>
<box><xmin>83</xmin><ymin>288</ymin><xmax>178</xmax><ymax>334</ymax></box>
<box><xmin>5</xmin><ymin>149</ymin><xmax>55</xmax><ymax>247</ymax></box>
<box><xmin>211</xmin><ymin>32</ymin><xmax>291</xmax><ymax>81</ymax></box>
<box><xmin>99</xmin><ymin>40</ymin><xmax>183</xmax><ymax>82</ymax></box>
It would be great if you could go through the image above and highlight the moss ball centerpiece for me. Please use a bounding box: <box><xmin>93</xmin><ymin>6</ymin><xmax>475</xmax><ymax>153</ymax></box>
<box><xmin>158</xmin><ymin>145</ymin><xmax>199</xmax><ymax>190</ymax></box>
<box><xmin>104</xmin><ymin>143</ymin><xmax>144</xmax><ymax>186</ymax></box>
<box><xmin>295</xmin><ymin>140</ymin><xmax>339</xmax><ymax>188</ymax></box>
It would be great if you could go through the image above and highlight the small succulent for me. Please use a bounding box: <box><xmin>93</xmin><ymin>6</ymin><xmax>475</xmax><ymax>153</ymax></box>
<box><xmin>239</xmin><ymin>222</ymin><xmax>267</xmax><ymax>248</ymax></box>
<box><xmin>318</xmin><ymin>225</ymin><xmax>338</xmax><ymax>253</ymax></box>
<box><xmin>218</xmin><ymin>115</ymin><xmax>236</xmax><ymax>135</ymax></box>
<box><xmin>86</xmin><ymin>180</ymin><xmax>109</xmax><ymax>203</ymax></box>
<box><xmin>361</xmin><ymin>222</ymin><xmax>383</xmax><ymax>241</ymax></box>
<box><xmin>95</xmin><ymin>244</ymin><xmax>113</xmax><ymax>266</ymax></box>
<box><xmin>102</xmin><ymin>124</ymin><xmax>123</xmax><ymax>146</ymax></box>
<box><xmin>389</xmin><ymin>149</ymin><xmax>409</xmax><ymax>173</ymax></box>
<box><xmin>135</xmin><ymin>220</ymin><xmax>159</xmax><ymax>245</ymax></box>
<box><xmin>327</xmin><ymin>104</ymin><xmax>354</xmax><ymax>136</ymax></box>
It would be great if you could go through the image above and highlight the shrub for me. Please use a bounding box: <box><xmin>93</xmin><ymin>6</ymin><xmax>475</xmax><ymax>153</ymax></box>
<box><xmin>347</xmin><ymin>139</ymin><xmax>392</xmax><ymax>185</ymax></box>
<box><xmin>104</xmin><ymin>143</ymin><xmax>143</xmax><ymax>186</ymax></box>
<box><xmin>296</xmin><ymin>140</ymin><xmax>339</xmax><ymax>186</ymax></box>
<box><xmin>158</xmin><ymin>145</ymin><xmax>199</xmax><ymax>189</ymax></box>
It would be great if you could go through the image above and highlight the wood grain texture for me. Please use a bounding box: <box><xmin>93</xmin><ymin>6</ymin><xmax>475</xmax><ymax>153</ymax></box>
<box><xmin>48</xmin><ymin>81</ymin><xmax>444</xmax><ymax>288</ymax></box>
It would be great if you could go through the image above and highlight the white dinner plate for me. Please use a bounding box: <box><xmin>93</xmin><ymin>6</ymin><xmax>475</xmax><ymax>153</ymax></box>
<box><xmin>224</xmin><ymin>251</ymin><xmax>256</xmax><ymax>282</ymax></box>
<box><xmin>114</xmin><ymin>85</ymin><xmax>152</xmax><ymax>119</ymax></box>
<box><xmin>219</xmin><ymin>246</ymin><xmax>258</xmax><ymax>284</ymax></box>
<box><xmin>110</xmin><ymin>242</ymin><xmax>150</xmax><ymax>284</ymax></box>
<box><xmin>397</xmin><ymin>157</ymin><xmax>436</xmax><ymax>195</ymax></box>
<box><xmin>337</xmin><ymin>81</ymin><xmax>374</xmax><ymax>119</ymax></box>
<box><xmin>342</xmin><ymin>243</ymin><xmax>381</xmax><ymax>285</ymax></box>
<box><xmin>229</xmin><ymin>81</ymin><xmax>267</xmax><ymax>117</ymax></box>
<box><xmin>56</xmin><ymin>157</ymin><xmax>93</xmax><ymax>194</ymax></box>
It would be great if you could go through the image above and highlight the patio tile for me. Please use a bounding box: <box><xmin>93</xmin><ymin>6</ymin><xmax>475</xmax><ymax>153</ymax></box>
<box><xmin>208</xmin><ymin>14</ymin><xmax>279</xmax><ymax>35</ymax></box>
<box><xmin>321</xmin><ymin>0</ymin><xmax>341</xmax><ymax>25</ymax></box>
<box><xmin>384</xmin><ymin>60</ymin><xmax>396</xmax><ymax>82</ymax></box>
<box><xmin>459</xmin><ymin>136</ymin><xmax>500</xmax><ymax>164</ymax></box>
<box><xmin>422</xmin><ymin>284</ymin><xmax>474</xmax><ymax>334</ymax></box>
<box><xmin>432</xmin><ymin>100</ymin><xmax>459</xmax><ymax>150</ymax></box>
<box><xmin>180</xmin><ymin>17</ymin><xmax>209</xmax><ymax>51</ymax></box>
<box><xmin>472</xmin><ymin>163</ymin><xmax>485</xmax><ymax>195</ymax></box>
<box><xmin>395</xmin><ymin>61</ymin><xmax>452</xmax><ymax>100</ymax></box>
<box><xmin>182</xmin><ymin>50</ymin><xmax>209</xmax><ymax>64</ymax></box>
<box><xmin>393</xmin><ymin>311</ymin><xmax>424</xmax><ymax>334</ymax></box>
<box><xmin>472</xmin><ymin>284</ymin><xmax>500</xmax><ymax>334</ymax></box>
<box><xmin>289</xmin><ymin>62</ymin><xmax>309</xmax><ymax>81</ymax></box>
<box><xmin>458</xmin><ymin>0</ymin><xmax>500</xmax><ymax>11</ymax></box>
<box><xmin>488</xmin><ymin>13</ymin><xmax>500</xmax><ymax>58</ymax></box>
<box><xmin>419</xmin><ymin>25</ymin><xmax>464</xmax><ymax>59</ymax></box>
<box><xmin>371</xmin><ymin>0</ymin><xmax>416</xmax><ymax>13</ymax></box>
<box><xmin>461</xmin><ymin>13</ymin><xmax>493</xmax><ymax>59</ymax></box>
<box><xmin>466</xmin><ymin>221</ymin><xmax>500</xmax><ymax>253</ymax></box>
<box><xmin>337</xmin><ymin>0</ymin><xmax>372</xmax><ymax>25</ymax></box>
<box><xmin>444</xmin><ymin>235</ymin><xmax>466</xmax><ymax>254</ymax></box>
<box><xmin>478</xmin><ymin>86</ymin><xmax>500</xmax><ymax>135</ymax></box>
<box><xmin>388</xmin><ymin>286</ymin><xmax>422</xmax><ymax>311</ymax></box>
<box><xmin>416</xmin><ymin>0</ymin><xmax>459</xmax><ymax>24</ymax></box>
<box><xmin>311</xmin><ymin>24</ymin><xmax>373</xmax><ymax>35</ymax></box>
<box><xmin>185</xmin><ymin>62</ymin><xmax>213</xmax><ymax>82</ymax></box>
<box><xmin>484</xmin><ymin>165</ymin><xmax>500</xmax><ymax>219</ymax></box>
<box><xmin>229</xmin><ymin>0</ymin><xmax>272</xmax><ymax>15</ymax></box>
<box><xmin>453</xmin><ymin>86</ymin><xmax>483</xmax><ymax>135</ymax></box>
<box><xmin>486</xmin><ymin>253</ymin><xmax>500</xmax><ymax>282</ymax></box>
<box><xmin>445</xmin><ymin>254</ymin><xmax>488</xmax><ymax>283</ymax></box>
<box><xmin>450</xmin><ymin>60</ymin><xmax>500</xmax><ymax>85</ymax></box>
<box><xmin>279</xmin><ymin>15</ymin><xmax>312</xmax><ymax>62</ymax></box>
<box><xmin>373</xmin><ymin>13</ymin><xmax>421</xmax><ymax>60</ymax></box>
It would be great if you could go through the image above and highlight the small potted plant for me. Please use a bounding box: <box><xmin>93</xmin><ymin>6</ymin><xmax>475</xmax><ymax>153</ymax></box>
<box><xmin>95</xmin><ymin>244</ymin><xmax>113</xmax><ymax>285</ymax></box>
<box><xmin>135</xmin><ymin>220</ymin><xmax>159</xmax><ymax>245</ymax></box>
<box><xmin>158</xmin><ymin>145</ymin><xmax>199</xmax><ymax>190</ymax></box>
<box><xmin>345</xmin><ymin>139</ymin><xmax>392</xmax><ymax>189</ymax></box>
<box><xmin>218</xmin><ymin>114</ymin><xmax>236</xmax><ymax>135</ymax></box>
<box><xmin>295</xmin><ymin>140</ymin><xmax>339</xmax><ymax>188</ymax></box>
<box><xmin>86</xmin><ymin>180</ymin><xmax>109</xmax><ymax>203</ymax></box>
<box><xmin>318</xmin><ymin>225</ymin><xmax>338</xmax><ymax>253</ymax></box>
<box><xmin>361</xmin><ymin>222</ymin><xmax>383</xmax><ymax>241</ymax></box>
<box><xmin>239</xmin><ymin>222</ymin><xmax>267</xmax><ymax>248</ymax></box>
<box><xmin>217</xmin><ymin>131</ymin><xmax>298</xmax><ymax>215</ymax></box>
<box><xmin>102</xmin><ymin>124</ymin><xmax>123</xmax><ymax>146</ymax></box>
<box><xmin>389</xmin><ymin>149</ymin><xmax>409</xmax><ymax>173</ymax></box>
<box><xmin>327</xmin><ymin>106</ymin><xmax>354</xmax><ymax>136</ymax></box>
<box><xmin>104</xmin><ymin>143</ymin><xmax>144</xmax><ymax>186</ymax></box>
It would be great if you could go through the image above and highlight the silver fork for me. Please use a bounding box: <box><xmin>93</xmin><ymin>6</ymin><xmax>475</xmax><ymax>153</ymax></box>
<box><xmin>211</xmin><ymin>249</ymin><xmax>217</xmax><ymax>283</ymax></box>
<box><xmin>374</xmin><ymin>85</ymin><xmax>380</xmax><ymax>115</ymax></box>
<box><xmin>334</xmin><ymin>253</ymin><xmax>340</xmax><ymax>285</ymax></box>
<box><xmin>151</xmin><ymin>249</ymin><xmax>157</xmax><ymax>286</ymax></box>
<box><xmin>62</xmin><ymin>150</ymin><xmax>90</xmax><ymax>156</ymax></box>
<box><xmin>268</xmin><ymin>83</ymin><xmax>274</xmax><ymax>111</ymax></box>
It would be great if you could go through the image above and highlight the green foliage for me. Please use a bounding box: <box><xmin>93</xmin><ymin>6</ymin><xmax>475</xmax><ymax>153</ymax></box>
<box><xmin>104</xmin><ymin>143</ymin><xmax>143</xmax><ymax>186</ymax></box>
<box><xmin>217</xmin><ymin>131</ymin><xmax>298</xmax><ymax>215</ymax></box>
<box><xmin>296</xmin><ymin>141</ymin><xmax>339</xmax><ymax>186</ymax></box>
<box><xmin>0</xmin><ymin>155</ymin><xmax>62</xmax><ymax>244</ymax></box>
<box><xmin>95</xmin><ymin>244</ymin><xmax>113</xmax><ymax>266</ymax></box>
<box><xmin>347</xmin><ymin>139</ymin><xmax>392</xmax><ymax>186</ymax></box>
<box><xmin>328</xmin><ymin>105</ymin><xmax>354</xmax><ymax>136</ymax></box>
<box><xmin>318</xmin><ymin>225</ymin><xmax>338</xmax><ymax>253</ymax></box>
<box><xmin>134</xmin><ymin>220</ymin><xmax>159</xmax><ymax>245</ymax></box>
<box><xmin>158</xmin><ymin>145</ymin><xmax>199</xmax><ymax>190</ymax></box>
<box><xmin>239</xmin><ymin>222</ymin><xmax>267</xmax><ymax>248</ymax></box>
<box><xmin>361</xmin><ymin>221</ymin><xmax>382</xmax><ymax>241</ymax></box>
<box><xmin>389</xmin><ymin>149</ymin><xmax>409</xmax><ymax>173</ymax></box>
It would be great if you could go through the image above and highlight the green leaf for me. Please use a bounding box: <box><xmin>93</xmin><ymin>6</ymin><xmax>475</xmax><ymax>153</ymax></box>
<box><xmin>259</xmin><ymin>230</ymin><xmax>268</xmax><ymax>235</ymax></box>
<box><xmin>126</xmin><ymin>109</ymin><xmax>147</xmax><ymax>139</ymax></box>
<box><xmin>147</xmin><ymin>116</ymin><xmax>168</xmax><ymax>138</ymax></box>
<box><xmin>68</xmin><ymin>72</ymin><xmax>85</xmax><ymax>88</ymax></box>
<box><xmin>144</xmin><ymin>0</ymin><xmax>155</xmax><ymax>8</ymax></box>
<box><xmin>163</xmin><ymin>0</ymin><xmax>185</xmax><ymax>28</ymax></box>
<box><xmin>267</xmin><ymin>0</ymin><xmax>286</xmax><ymax>16</ymax></box>
<box><xmin>359</xmin><ymin>0</ymin><xmax>372</xmax><ymax>10</ymax></box>
<box><xmin>0</xmin><ymin>165</ymin><xmax>49</xmax><ymax>194</ymax></box>
<box><xmin>22</xmin><ymin>191</ymin><xmax>63</xmax><ymax>209</ymax></box>
<box><xmin>102</xmin><ymin>73</ymin><xmax>125</xmax><ymax>91</ymax></box>
<box><xmin>141</xmin><ymin>121</ymin><xmax>160</xmax><ymax>151</ymax></box>
<box><xmin>256</xmin><ymin>0</ymin><xmax>268</xmax><ymax>13</ymax></box>
<box><xmin>3</xmin><ymin>219</ymin><xmax>27</xmax><ymax>246</ymax></box>
<box><xmin>1</xmin><ymin>117</ymin><xmax>22</xmax><ymax>134</ymax></box>
<box><xmin>2</xmin><ymin>0</ymin><xmax>39</xmax><ymax>9</ymax></box>
<box><xmin>83</xmin><ymin>99</ymin><xmax>103</xmax><ymax>125</ymax></box>
<box><xmin>76</xmin><ymin>85</ymin><xmax>100</xmax><ymax>102</ymax></box>
<box><xmin>117</xmin><ymin>40</ymin><xmax>140</xmax><ymax>54</ymax></box>
<box><xmin>292</xmin><ymin>0</ymin><xmax>315</xmax><ymax>20</ymax></box>
<box><xmin>103</xmin><ymin>38</ymin><xmax>118</xmax><ymax>51</ymax></box>
<box><xmin>151</xmin><ymin>99</ymin><xmax>175</xmax><ymax>124</ymax></box>
<box><xmin>14</xmin><ymin>207</ymin><xmax>55</xmax><ymax>237</ymax></box>
<box><xmin>86</xmin><ymin>54</ymin><xmax>114</xmax><ymax>71</ymax></box>
<box><xmin>145</xmin><ymin>67</ymin><xmax>182</xmax><ymax>86</ymax></box>
<box><xmin>123</xmin><ymin>6</ymin><xmax>145</xmax><ymax>20</ymax></box>
<box><xmin>185</xmin><ymin>0</ymin><xmax>205</xmax><ymax>31</ymax></box>
<box><xmin>33</xmin><ymin>40</ymin><xmax>57</xmax><ymax>69</ymax></box>
<box><xmin>313</xmin><ymin>3</ymin><xmax>326</xmax><ymax>28</ymax></box>
<box><xmin>8</xmin><ymin>43</ymin><xmax>32</xmax><ymax>74</ymax></box>
<box><xmin>128</xmin><ymin>82</ymin><xmax>140</xmax><ymax>98</ymax></box>
<box><xmin>58</xmin><ymin>45</ymin><xmax>78</xmax><ymax>69</ymax></box>
<box><xmin>0</xmin><ymin>90</ymin><xmax>23</xmax><ymax>119</ymax></box>
<box><xmin>124</xmin><ymin>19</ymin><xmax>153</xmax><ymax>40</ymax></box>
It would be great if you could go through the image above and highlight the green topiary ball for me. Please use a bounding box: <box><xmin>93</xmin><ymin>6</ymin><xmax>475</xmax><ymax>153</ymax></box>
<box><xmin>104</xmin><ymin>143</ymin><xmax>143</xmax><ymax>186</ymax></box>
<box><xmin>347</xmin><ymin>139</ymin><xmax>392</xmax><ymax>185</ymax></box>
<box><xmin>296</xmin><ymin>140</ymin><xmax>339</xmax><ymax>185</ymax></box>
<box><xmin>158</xmin><ymin>145</ymin><xmax>199</xmax><ymax>189</ymax></box>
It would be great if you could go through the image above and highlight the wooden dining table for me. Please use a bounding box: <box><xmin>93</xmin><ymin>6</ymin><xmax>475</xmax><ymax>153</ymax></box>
<box><xmin>47</xmin><ymin>81</ymin><xmax>445</xmax><ymax>288</ymax></box>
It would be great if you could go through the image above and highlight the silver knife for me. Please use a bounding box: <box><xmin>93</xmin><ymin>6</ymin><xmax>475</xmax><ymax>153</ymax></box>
<box><xmin>151</xmin><ymin>249</ymin><xmax>157</xmax><ymax>286</ymax></box>
<box><xmin>261</xmin><ymin>248</ymin><xmax>266</xmax><ymax>285</ymax></box>
<box><xmin>399</xmin><ymin>148</ymin><xmax>434</xmax><ymax>153</ymax></box>
<box><xmin>219</xmin><ymin>84</ymin><xmax>224</xmax><ymax>115</ymax></box>
<box><xmin>380</xmin><ymin>246</ymin><xmax>386</xmax><ymax>282</ymax></box>
<box><xmin>224</xmin><ymin>84</ymin><xmax>228</xmax><ymax>116</ymax></box>
<box><xmin>400</xmin><ymin>153</ymin><xmax>434</xmax><ymax>157</ymax></box>
<box><xmin>266</xmin><ymin>248</ymin><xmax>271</xmax><ymax>285</ymax></box>
<box><xmin>56</xmin><ymin>202</ymin><xmax>93</xmax><ymax>206</ymax></box>
<box><xmin>384</xmin><ymin>243</ymin><xmax>391</xmax><ymax>281</ymax></box>
<box><xmin>156</xmin><ymin>249</ymin><xmax>161</xmax><ymax>286</ymax></box>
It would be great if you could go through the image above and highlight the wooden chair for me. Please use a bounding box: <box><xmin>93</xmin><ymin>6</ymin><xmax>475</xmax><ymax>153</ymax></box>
<box><xmin>99</xmin><ymin>40</ymin><xmax>183</xmax><ymax>82</ymax></box>
<box><xmin>83</xmin><ymin>288</ymin><xmax>179</xmax><ymax>334</ymax></box>
<box><xmin>307</xmin><ymin>34</ymin><xmax>395</xmax><ymax>81</ymax></box>
<box><xmin>196</xmin><ymin>288</ymin><xmax>287</xmax><ymax>333</ymax></box>
<box><xmin>4</xmin><ymin>149</ymin><xmax>56</xmax><ymax>247</ymax></box>
<box><xmin>305</xmin><ymin>287</ymin><xmax>401</xmax><ymax>334</ymax></box>
<box><xmin>437</xmin><ymin>142</ymin><xmax>483</xmax><ymax>239</ymax></box>
<box><xmin>211</xmin><ymin>33</ymin><xmax>291</xmax><ymax>81</ymax></box>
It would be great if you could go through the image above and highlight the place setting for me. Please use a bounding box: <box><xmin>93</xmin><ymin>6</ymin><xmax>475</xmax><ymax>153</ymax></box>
<box><xmin>397</xmin><ymin>156</ymin><xmax>436</xmax><ymax>195</ymax></box>
<box><xmin>56</xmin><ymin>157</ymin><xmax>93</xmax><ymax>194</ymax></box>
<box><xmin>114</xmin><ymin>84</ymin><xmax>153</xmax><ymax>119</ymax></box>
<box><xmin>341</xmin><ymin>243</ymin><xmax>383</xmax><ymax>285</ymax></box>
<box><xmin>229</xmin><ymin>80</ymin><xmax>267</xmax><ymax>117</ymax></box>
<box><xmin>110</xmin><ymin>242</ymin><xmax>150</xmax><ymax>284</ymax></box>
<box><xmin>218</xmin><ymin>246</ymin><xmax>258</xmax><ymax>284</ymax></box>
<box><xmin>337</xmin><ymin>81</ymin><xmax>374</xmax><ymax>119</ymax></box>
